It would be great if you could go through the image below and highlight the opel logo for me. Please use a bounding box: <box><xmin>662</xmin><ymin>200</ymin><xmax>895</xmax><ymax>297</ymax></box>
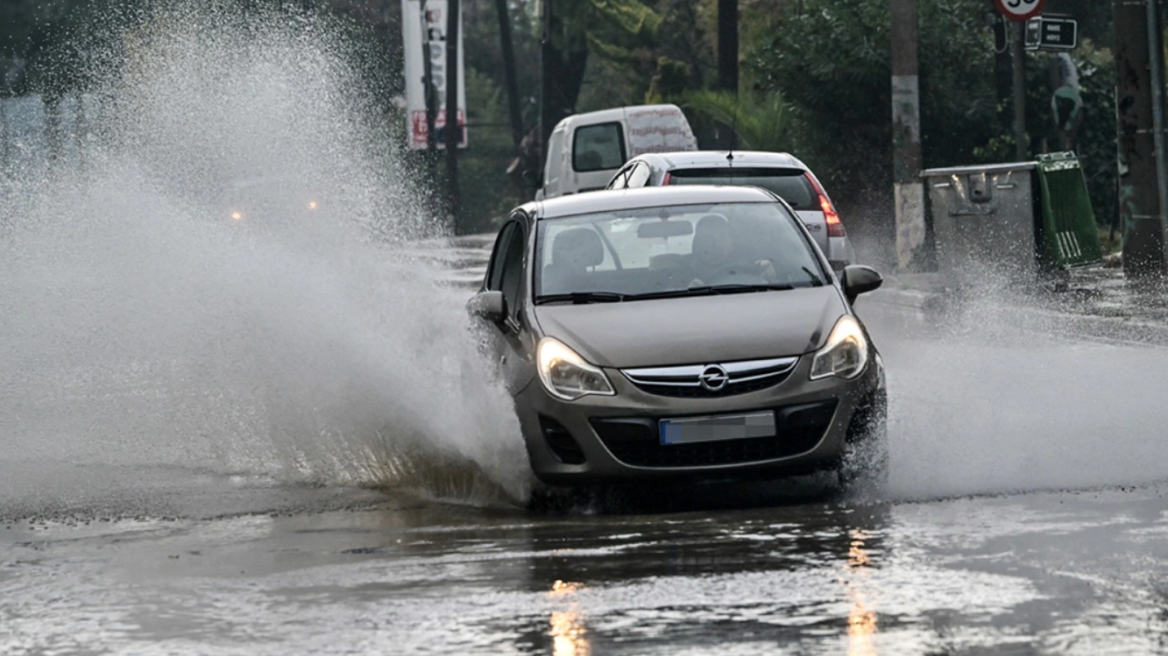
<box><xmin>699</xmin><ymin>364</ymin><xmax>729</xmax><ymax>392</ymax></box>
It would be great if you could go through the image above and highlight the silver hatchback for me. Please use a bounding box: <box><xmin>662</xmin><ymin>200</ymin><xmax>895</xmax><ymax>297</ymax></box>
<box><xmin>606</xmin><ymin>151</ymin><xmax>856</xmax><ymax>269</ymax></box>
<box><xmin>468</xmin><ymin>186</ymin><xmax>886</xmax><ymax>488</ymax></box>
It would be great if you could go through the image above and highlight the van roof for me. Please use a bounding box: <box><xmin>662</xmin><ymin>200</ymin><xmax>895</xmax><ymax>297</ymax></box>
<box><xmin>552</xmin><ymin>104</ymin><xmax>690</xmax><ymax>132</ymax></box>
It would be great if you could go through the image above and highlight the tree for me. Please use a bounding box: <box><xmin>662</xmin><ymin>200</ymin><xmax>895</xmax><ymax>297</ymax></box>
<box><xmin>681</xmin><ymin>87</ymin><xmax>789</xmax><ymax>151</ymax></box>
<box><xmin>750</xmin><ymin>0</ymin><xmax>1002</xmax><ymax>211</ymax></box>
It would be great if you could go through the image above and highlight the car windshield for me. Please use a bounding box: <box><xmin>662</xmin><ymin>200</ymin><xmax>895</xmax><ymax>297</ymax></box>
<box><xmin>667</xmin><ymin>168</ymin><xmax>816</xmax><ymax>210</ymax></box>
<box><xmin>535</xmin><ymin>202</ymin><xmax>825</xmax><ymax>303</ymax></box>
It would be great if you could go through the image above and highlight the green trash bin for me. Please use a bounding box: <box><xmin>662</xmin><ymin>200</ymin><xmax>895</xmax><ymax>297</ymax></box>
<box><xmin>1034</xmin><ymin>152</ymin><xmax>1103</xmax><ymax>270</ymax></box>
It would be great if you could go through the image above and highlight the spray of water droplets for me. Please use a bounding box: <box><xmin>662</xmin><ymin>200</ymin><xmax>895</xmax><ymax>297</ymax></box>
<box><xmin>0</xmin><ymin>2</ymin><xmax>532</xmax><ymax>511</ymax></box>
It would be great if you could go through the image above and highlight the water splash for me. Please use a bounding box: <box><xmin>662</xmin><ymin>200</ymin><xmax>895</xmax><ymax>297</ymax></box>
<box><xmin>0</xmin><ymin>2</ymin><xmax>530</xmax><ymax>512</ymax></box>
<box><xmin>872</xmin><ymin>270</ymin><xmax>1168</xmax><ymax>502</ymax></box>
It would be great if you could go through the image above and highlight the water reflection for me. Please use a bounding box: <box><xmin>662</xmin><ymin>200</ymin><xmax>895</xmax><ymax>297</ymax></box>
<box><xmin>549</xmin><ymin>580</ymin><xmax>590</xmax><ymax>656</ymax></box>
<box><xmin>550</xmin><ymin>610</ymin><xmax>590</xmax><ymax>656</ymax></box>
<box><xmin>845</xmin><ymin>528</ymin><xmax>878</xmax><ymax>656</ymax></box>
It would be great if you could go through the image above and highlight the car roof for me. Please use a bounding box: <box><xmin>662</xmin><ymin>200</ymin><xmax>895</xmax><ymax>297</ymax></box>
<box><xmin>531</xmin><ymin>185</ymin><xmax>781</xmax><ymax>220</ymax></box>
<box><xmin>633</xmin><ymin>150</ymin><xmax>809</xmax><ymax>170</ymax></box>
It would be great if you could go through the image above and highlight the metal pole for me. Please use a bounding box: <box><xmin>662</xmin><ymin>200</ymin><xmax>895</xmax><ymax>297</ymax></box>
<box><xmin>716</xmin><ymin>0</ymin><xmax>738</xmax><ymax>93</ymax></box>
<box><xmin>445</xmin><ymin>0</ymin><xmax>462</xmax><ymax>229</ymax></box>
<box><xmin>717</xmin><ymin>0</ymin><xmax>739</xmax><ymax>149</ymax></box>
<box><xmin>1146</xmin><ymin>0</ymin><xmax>1168</xmax><ymax>269</ymax></box>
<box><xmin>539</xmin><ymin>0</ymin><xmax>552</xmax><ymax>170</ymax></box>
<box><xmin>1114</xmin><ymin>0</ymin><xmax>1165</xmax><ymax>277</ymax></box>
<box><xmin>1011</xmin><ymin>20</ymin><xmax>1028</xmax><ymax>161</ymax></box>
<box><xmin>891</xmin><ymin>0</ymin><xmax>926</xmax><ymax>270</ymax></box>
<box><xmin>421</xmin><ymin>1</ymin><xmax>437</xmax><ymax>155</ymax></box>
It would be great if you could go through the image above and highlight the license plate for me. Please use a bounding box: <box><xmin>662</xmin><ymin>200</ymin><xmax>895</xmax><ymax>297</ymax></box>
<box><xmin>659</xmin><ymin>411</ymin><xmax>776</xmax><ymax>445</ymax></box>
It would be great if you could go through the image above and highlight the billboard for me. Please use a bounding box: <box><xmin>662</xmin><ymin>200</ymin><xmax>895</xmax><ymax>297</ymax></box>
<box><xmin>401</xmin><ymin>0</ymin><xmax>467</xmax><ymax>149</ymax></box>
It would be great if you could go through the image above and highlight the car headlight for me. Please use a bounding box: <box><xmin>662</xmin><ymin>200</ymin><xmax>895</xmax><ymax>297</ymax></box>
<box><xmin>809</xmin><ymin>316</ymin><xmax>869</xmax><ymax>380</ymax></box>
<box><xmin>537</xmin><ymin>337</ymin><xmax>615</xmax><ymax>401</ymax></box>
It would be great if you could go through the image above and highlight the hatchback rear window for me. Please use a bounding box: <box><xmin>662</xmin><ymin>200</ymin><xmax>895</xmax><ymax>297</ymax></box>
<box><xmin>667</xmin><ymin>168</ymin><xmax>817</xmax><ymax>210</ymax></box>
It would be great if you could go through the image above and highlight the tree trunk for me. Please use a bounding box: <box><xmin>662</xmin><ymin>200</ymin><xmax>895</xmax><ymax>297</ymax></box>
<box><xmin>539</xmin><ymin>0</ymin><xmax>589</xmax><ymax>165</ymax></box>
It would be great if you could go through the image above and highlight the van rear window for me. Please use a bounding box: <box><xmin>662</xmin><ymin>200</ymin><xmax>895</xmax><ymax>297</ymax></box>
<box><xmin>667</xmin><ymin>168</ymin><xmax>816</xmax><ymax>210</ymax></box>
<box><xmin>573</xmin><ymin>123</ymin><xmax>626</xmax><ymax>172</ymax></box>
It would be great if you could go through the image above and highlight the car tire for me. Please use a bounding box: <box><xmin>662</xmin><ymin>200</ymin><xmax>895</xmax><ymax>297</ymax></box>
<box><xmin>837</xmin><ymin>390</ymin><xmax>889</xmax><ymax>495</ymax></box>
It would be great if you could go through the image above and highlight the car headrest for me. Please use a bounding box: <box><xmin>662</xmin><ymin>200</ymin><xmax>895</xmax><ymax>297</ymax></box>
<box><xmin>552</xmin><ymin>228</ymin><xmax>604</xmax><ymax>268</ymax></box>
<box><xmin>695</xmin><ymin>214</ymin><xmax>730</xmax><ymax>234</ymax></box>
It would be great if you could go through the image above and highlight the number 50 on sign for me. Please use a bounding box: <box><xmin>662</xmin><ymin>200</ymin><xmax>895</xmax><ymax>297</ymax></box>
<box><xmin>995</xmin><ymin>0</ymin><xmax>1047</xmax><ymax>22</ymax></box>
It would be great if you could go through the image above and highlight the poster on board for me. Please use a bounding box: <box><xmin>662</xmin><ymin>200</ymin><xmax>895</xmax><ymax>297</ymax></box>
<box><xmin>401</xmin><ymin>0</ymin><xmax>466</xmax><ymax>149</ymax></box>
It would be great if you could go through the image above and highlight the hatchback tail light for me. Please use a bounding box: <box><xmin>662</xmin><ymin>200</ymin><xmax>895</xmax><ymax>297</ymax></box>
<box><xmin>805</xmin><ymin>173</ymin><xmax>846</xmax><ymax>238</ymax></box>
<box><xmin>662</xmin><ymin>172</ymin><xmax>672</xmax><ymax>185</ymax></box>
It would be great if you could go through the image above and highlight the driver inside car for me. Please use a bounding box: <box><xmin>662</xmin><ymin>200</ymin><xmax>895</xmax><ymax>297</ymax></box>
<box><xmin>687</xmin><ymin>214</ymin><xmax>776</xmax><ymax>287</ymax></box>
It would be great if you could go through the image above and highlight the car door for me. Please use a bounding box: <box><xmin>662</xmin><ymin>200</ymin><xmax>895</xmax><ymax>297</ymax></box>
<box><xmin>481</xmin><ymin>216</ymin><xmax>537</xmax><ymax>396</ymax></box>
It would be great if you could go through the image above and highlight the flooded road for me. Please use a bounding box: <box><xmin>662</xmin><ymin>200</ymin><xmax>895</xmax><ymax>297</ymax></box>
<box><xmin>7</xmin><ymin>474</ymin><xmax>1168</xmax><ymax>654</ymax></box>
<box><xmin>7</xmin><ymin>295</ymin><xmax>1168</xmax><ymax>655</ymax></box>
<box><xmin>5</xmin><ymin>6</ymin><xmax>1168</xmax><ymax>652</ymax></box>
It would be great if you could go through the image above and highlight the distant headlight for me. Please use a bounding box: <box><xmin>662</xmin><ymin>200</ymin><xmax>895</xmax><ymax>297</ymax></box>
<box><xmin>809</xmin><ymin>315</ymin><xmax>869</xmax><ymax>380</ymax></box>
<box><xmin>230</xmin><ymin>211</ymin><xmax>243</xmax><ymax>221</ymax></box>
<box><xmin>537</xmin><ymin>337</ymin><xmax>615</xmax><ymax>401</ymax></box>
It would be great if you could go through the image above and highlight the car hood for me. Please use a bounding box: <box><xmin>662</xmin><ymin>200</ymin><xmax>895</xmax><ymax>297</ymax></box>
<box><xmin>533</xmin><ymin>286</ymin><xmax>846</xmax><ymax>368</ymax></box>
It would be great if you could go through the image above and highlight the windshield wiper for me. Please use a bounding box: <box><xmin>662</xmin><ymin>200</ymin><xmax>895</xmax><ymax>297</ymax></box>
<box><xmin>801</xmin><ymin>267</ymin><xmax>825</xmax><ymax>287</ymax></box>
<box><xmin>534</xmin><ymin>291</ymin><xmax>627</xmax><ymax>305</ymax></box>
<box><xmin>627</xmin><ymin>283</ymin><xmax>796</xmax><ymax>300</ymax></box>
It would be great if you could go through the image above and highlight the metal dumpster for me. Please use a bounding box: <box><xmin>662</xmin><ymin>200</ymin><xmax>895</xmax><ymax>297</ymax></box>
<box><xmin>921</xmin><ymin>161</ymin><xmax>1039</xmax><ymax>281</ymax></box>
<box><xmin>1034</xmin><ymin>152</ymin><xmax>1104</xmax><ymax>269</ymax></box>
<box><xmin>922</xmin><ymin>152</ymin><xmax>1102</xmax><ymax>282</ymax></box>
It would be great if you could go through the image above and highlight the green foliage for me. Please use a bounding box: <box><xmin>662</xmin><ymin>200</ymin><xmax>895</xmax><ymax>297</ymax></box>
<box><xmin>748</xmin><ymin>0</ymin><xmax>894</xmax><ymax>195</ymax></box>
<box><xmin>644</xmin><ymin>56</ymin><xmax>692</xmax><ymax>103</ymax></box>
<box><xmin>457</xmin><ymin>66</ymin><xmax>523</xmax><ymax>233</ymax></box>
<box><xmin>588</xmin><ymin>0</ymin><xmax>663</xmax><ymax>38</ymax></box>
<box><xmin>681</xmin><ymin>87</ymin><xmax>789</xmax><ymax>151</ymax></box>
<box><xmin>545</xmin><ymin>0</ymin><xmax>661</xmax><ymax>69</ymax></box>
<box><xmin>462</xmin><ymin>0</ymin><xmax>540</xmax><ymax>129</ymax></box>
<box><xmin>750</xmin><ymin>0</ymin><xmax>1002</xmax><ymax>204</ymax></box>
<box><xmin>973</xmin><ymin>41</ymin><xmax>1117</xmax><ymax>228</ymax></box>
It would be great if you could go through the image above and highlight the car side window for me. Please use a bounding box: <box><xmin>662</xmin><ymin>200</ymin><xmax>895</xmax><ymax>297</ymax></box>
<box><xmin>626</xmin><ymin>162</ymin><xmax>651</xmax><ymax>188</ymax></box>
<box><xmin>486</xmin><ymin>222</ymin><xmax>516</xmax><ymax>292</ymax></box>
<box><xmin>498</xmin><ymin>221</ymin><xmax>527</xmax><ymax>319</ymax></box>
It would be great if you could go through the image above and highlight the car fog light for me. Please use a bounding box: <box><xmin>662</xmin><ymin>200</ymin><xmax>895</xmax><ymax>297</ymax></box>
<box><xmin>537</xmin><ymin>338</ymin><xmax>615</xmax><ymax>401</ymax></box>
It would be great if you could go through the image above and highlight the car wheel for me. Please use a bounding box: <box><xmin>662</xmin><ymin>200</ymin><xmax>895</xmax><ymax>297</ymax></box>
<box><xmin>837</xmin><ymin>390</ymin><xmax>889</xmax><ymax>495</ymax></box>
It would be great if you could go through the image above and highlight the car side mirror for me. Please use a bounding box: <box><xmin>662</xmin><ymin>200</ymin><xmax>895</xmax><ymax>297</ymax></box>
<box><xmin>468</xmin><ymin>290</ymin><xmax>506</xmax><ymax>322</ymax></box>
<box><xmin>842</xmin><ymin>265</ymin><xmax>883</xmax><ymax>304</ymax></box>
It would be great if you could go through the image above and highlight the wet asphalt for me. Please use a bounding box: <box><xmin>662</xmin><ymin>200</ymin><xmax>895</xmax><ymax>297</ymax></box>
<box><xmin>5</xmin><ymin>288</ymin><xmax>1168</xmax><ymax>655</ymax></box>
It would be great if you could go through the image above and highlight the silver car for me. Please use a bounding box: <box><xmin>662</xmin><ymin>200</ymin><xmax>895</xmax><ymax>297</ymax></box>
<box><xmin>606</xmin><ymin>151</ymin><xmax>856</xmax><ymax>269</ymax></box>
<box><xmin>468</xmin><ymin>186</ymin><xmax>886</xmax><ymax>488</ymax></box>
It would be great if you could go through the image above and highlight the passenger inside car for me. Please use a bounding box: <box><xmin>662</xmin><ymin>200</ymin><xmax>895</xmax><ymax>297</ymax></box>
<box><xmin>542</xmin><ymin>227</ymin><xmax>604</xmax><ymax>294</ymax></box>
<box><xmin>684</xmin><ymin>215</ymin><xmax>776</xmax><ymax>286</ymax></box>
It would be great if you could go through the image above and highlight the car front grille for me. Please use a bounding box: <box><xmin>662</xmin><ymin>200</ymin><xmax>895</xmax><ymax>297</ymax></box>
<box><xmin>590</xmin><ymin>399</ymin><xmax>837</xmax><ymax>468</ymax></box>
<box><xmin>621</xmin><ymin>356</ymin><xmax>799</xmax><ymax>398</ymax></box>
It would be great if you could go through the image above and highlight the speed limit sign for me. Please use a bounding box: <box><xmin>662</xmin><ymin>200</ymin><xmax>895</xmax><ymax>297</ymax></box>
<box><xmin>995</xmin><ymin>0</ymin><xmax>1047</xmax><ymax>22</ymax></box>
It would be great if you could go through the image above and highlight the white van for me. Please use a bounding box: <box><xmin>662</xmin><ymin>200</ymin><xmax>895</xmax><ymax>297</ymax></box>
<box><xmin>535</xmin><ymin>104</ymin><xmax>698</xmax><ymax>200</ymax></box>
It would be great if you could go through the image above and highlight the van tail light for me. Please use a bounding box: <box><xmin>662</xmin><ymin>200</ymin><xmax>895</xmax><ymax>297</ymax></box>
<box><xmin>662</xmin><ymin>172</ymin><xmax>672</xmax><ymax>185</ymax></box>
<box><xmin>805</xmin><ymin>173</ymin><xmax>846</xmax><ymax>238</ymax></box>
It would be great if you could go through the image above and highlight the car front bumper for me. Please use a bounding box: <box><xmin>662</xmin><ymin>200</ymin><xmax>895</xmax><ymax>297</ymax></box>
<box><xmin>512</xmin><ymin>354</ymin><xmax>884</xmax><ymax>485</ymax></box>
